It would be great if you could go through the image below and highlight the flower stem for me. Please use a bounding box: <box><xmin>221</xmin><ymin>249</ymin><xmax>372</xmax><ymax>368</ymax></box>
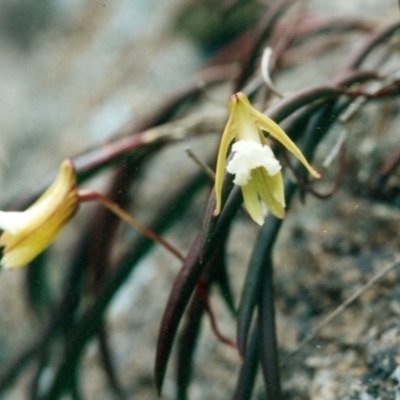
<box><xmin>197</xmin><ymin>280</ymin><xmax>237</xmax><ymax>349</ymax></box>
<box><xmin>78</xmin><ymin>190</ymin><xmax>234</xmax><ymax>349</ymax></box>
<box><xmin>78</xmin><ymin>190</ymin><xmax>185</xmax><ymax>262</ymax></box>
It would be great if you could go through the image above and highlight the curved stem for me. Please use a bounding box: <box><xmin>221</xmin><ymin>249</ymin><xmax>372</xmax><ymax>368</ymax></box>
<box><xmin>78</xmin><ymin>190</ymin><xmax>185</xmax><ymax>262</ymax></box>
<box><xmin>197</xmin><ymin>280</ymin><xmax>237</xmax><ymax>349</ymax></box>
<box><xmin>259</xmin><ymin>255</ymin><xmax>281</xmax><ymax>400</ymax></box>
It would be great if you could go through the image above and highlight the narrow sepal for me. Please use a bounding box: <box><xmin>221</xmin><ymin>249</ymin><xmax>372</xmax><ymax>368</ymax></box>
<box><xmin>214</xmin><ymin>108</ymin><xmax>236</xmax><ymax>216</ymax></box>
<box><xmin>241</xmin><ymin>183</ymin><xmax>264</xmax><ymax>225</ymax></box>
<box><xmin>250</xmin><ymin>105</ymin><xmax>321</xmax><ymax>179</ymax></box>
<box><xmin>253</xmin><ymin>169</ymin><xmax>285</xmax><ymax>219</ymax></box>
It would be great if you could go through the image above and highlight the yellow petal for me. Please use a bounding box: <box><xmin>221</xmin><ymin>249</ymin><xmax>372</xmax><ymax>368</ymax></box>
<box><xmin>241</xmin><ymin>181</ymin><xmax>264</xmax><ymax>225</ymax></box>
<box><xmin>231</xmin><ymin>93</ymin><xmax>261</xmax><ymax>143</ymax></box>
<box><xmin>269</xmin><ymin>169</ymin><xmax>285</xmax><ymax>207</ymax></box>
<box><xmin>239</xmin><ymin>95</ymin><xmax>321</xmax><ymax>179</ymax></box>
<box><xmin>253</xmin><ymin>168</ymin><xmax>285</xmax><ymax>219</ymax></box>
<box><xmin>0</xmin><ymin>160</ymin><xmax>79</xmax><ymax>269</ymax></box>
<box><xmin>214</xmin><ymin>99</ymin><xmax>236</xmax><ymax>216</ymax></box>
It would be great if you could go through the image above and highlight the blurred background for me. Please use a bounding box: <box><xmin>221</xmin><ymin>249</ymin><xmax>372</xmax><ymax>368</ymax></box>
<box><xmin>0</xmin><ymin>1</ymin><xmax>398</xmax><ymax>399</ymax></box>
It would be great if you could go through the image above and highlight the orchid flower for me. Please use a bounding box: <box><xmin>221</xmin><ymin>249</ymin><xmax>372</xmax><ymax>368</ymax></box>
<box><xmin>0</xmin><ymin>160</ymin><xmax>79</xmax><ymax>269</ymax></box>
<box><xmin>0</xmin><ymin>159</ymin><xmax>182</xmax><ymax>269</ymax></box>
<box><xmin>214</xmin><ymin>92</ymin><xmax>320</xmax><ymax>225</ymax></box>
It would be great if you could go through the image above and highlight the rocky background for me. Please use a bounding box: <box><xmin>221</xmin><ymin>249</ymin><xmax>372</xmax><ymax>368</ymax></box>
<box><xmin>0</xmin><ymin>1</ymin><xmax>399</xmax><ymax>399</ymax></box>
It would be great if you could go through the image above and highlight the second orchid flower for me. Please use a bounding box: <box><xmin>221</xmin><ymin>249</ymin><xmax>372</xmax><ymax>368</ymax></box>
<box><xmin>214</xmin><ymin>92</ymin><xmax>320</xmax><ymax>225</ymax></box>
<box><xmin>0</xmin><ymin>160</ymin><xmax>183</xmax><ymax>269</ymax></box>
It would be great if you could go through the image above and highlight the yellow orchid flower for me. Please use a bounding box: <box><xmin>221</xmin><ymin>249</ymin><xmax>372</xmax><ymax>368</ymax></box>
<box><xmin>214</xmin><ymin>92</ymin><xmax>320</xmax><ymax>225</ymax></box>
<box><xmin>0</xmin><ymin>160</ymin><xmax>79</xmax><ymax>269</ymax></box>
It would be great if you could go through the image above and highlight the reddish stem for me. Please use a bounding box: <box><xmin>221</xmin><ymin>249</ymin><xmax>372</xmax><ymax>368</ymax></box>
<box><xmin>197</xmin><ymin>280</ymin><xmax>237</xmax><ymax>349</ymax></box>
<box><xmin>78</xmin><ymin>190</ymin><xmax>185</xmax><ymax>262</ymax></box>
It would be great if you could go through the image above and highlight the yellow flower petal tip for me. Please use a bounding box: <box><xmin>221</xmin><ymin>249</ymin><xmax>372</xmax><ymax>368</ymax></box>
<box><xmin>312</xmin><ymin>170</ymin><xmax>322</xmax><ymax>179</ymax></box>
<box><xmin>214</xmin><ymin>92</ymin><xmax>319</xmax><ymax>225</ymax></box>
<box><xmin>0</xmin><ymin>160</ymin><xmax>79</xmax><ymax>269</ymax></box>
